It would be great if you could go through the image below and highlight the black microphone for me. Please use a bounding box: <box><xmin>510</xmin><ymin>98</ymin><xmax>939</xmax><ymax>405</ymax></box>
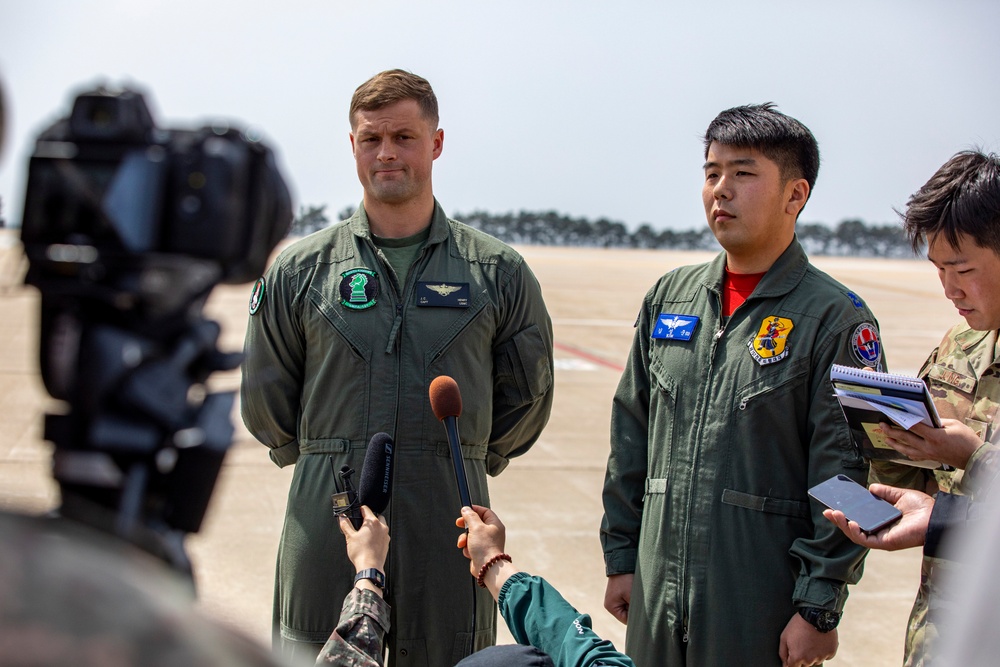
<box><xmin>357</xmin><ymin>432</ymin><xmax>394</xmax><ymax>516</ymax></box>
<box><xmin>429</xmin><ymin>376</ymin><xmax>472</xmax><ymax>509</ymax></box>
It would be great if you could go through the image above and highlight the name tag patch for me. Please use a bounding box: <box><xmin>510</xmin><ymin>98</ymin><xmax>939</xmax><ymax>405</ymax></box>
<box><xmin>417</xmin><ymin>282</ymin><xmax>470</xmax><ymax>308</ymax></box>
<box><xmin>651</xmin><ymin>313</ymin><xmax>699</xmax><ymax>341</ymax></box>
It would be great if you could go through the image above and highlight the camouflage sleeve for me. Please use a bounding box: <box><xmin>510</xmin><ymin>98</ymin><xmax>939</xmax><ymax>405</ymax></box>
<box><xmin>963</xmin><ymin>444</ymin><xmax>1000</xmax><ymax>499</ymax></box>
<box><xmin>315</xmin><ymin>588</ymin><xmax>390</xmax><ymax>666</ymax></box>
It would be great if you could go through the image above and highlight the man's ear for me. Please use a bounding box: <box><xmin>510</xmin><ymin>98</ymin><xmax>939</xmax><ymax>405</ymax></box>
<box><xmin>432</xmin><ymin>128</ymin><xmax>444</xmax><ymax>160</ymax></box>
<box><xmin>349</xmin><ymin>132</ymin><xmax>356</xmax><ymax>156</ymax></box>
<box><xmin>785</xmin><ymin>178</ymin><xmax>810</xmax><ymax>218</ymax></box>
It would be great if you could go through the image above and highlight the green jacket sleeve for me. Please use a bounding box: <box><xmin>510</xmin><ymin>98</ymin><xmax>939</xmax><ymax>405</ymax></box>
<box><xmin>486</xmin><ymin>259</ymin><xmax>554</xmax><ymax>476</ymax></box>
<box><xmin>499</xmin><ymin>572</ymin><xmax>635</xmax><ymax>667</ymax></box>
<box><xmin>240</xmin><ymin>260</ymin><xmax>306</xmax><ymax>468</ymax></box>
<box><xmin>788</xmin><ymin>320</ymin><xmax>873</xmax><ymax>611</ymax></box>
<box><xmin>600</xmin><ymin>298</ymin><xmax>653</xmax><ymax>575</ymax></box>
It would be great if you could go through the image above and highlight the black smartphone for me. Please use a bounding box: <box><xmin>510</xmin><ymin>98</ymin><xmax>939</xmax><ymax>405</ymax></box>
<box><xmin>808</xmin><ymin>474</ymin><xmax>902</xmax><ymax>534</ymax></box>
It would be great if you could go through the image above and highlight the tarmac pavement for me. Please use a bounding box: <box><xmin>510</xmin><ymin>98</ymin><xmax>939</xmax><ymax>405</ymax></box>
<box><xmin>0</xmin><ymin>230</ymin><xmax>958</xmax><ymax>664</ymax></box>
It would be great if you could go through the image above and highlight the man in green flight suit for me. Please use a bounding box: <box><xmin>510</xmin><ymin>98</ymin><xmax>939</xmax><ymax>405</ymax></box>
<box><xmin>241</xmin><ymin>69</ymin><xmax>554</xmax><ymax>666</ymax></box>
<box><xmin>838</xmin><ymin>150</ymin><xmax>1000</xmax><ymax>667</ymax></box>
<box><xmin>601</xmin><ymin>104</ymin><xmax>882</xmax><ymax>666</ymax></box>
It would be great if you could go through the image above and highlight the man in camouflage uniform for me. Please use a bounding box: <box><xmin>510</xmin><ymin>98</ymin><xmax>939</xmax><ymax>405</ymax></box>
<box><xmin>861</xmin><ymin>150</ymin><xmax>1000</xmax><ymax>666</ymax></box>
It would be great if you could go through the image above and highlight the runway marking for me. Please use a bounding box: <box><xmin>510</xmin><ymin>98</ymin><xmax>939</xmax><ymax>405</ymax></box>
<box><xmin>554</xmin><ymin>359</ymin><xmax>598</xmax><ymax>371</ymax></box>
<box><xmin>554</xmin><ymin>341</ymin><xmax>625</xmax><ymax>372</ymax></box>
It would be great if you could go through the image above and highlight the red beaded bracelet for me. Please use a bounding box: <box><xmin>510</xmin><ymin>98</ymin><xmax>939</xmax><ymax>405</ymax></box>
<box><xmin>476</xmin><ymin>553</ymin><xmax>512</xmax><ymax>588</ymax></box>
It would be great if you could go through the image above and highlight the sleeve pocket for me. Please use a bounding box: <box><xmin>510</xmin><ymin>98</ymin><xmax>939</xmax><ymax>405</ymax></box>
<box><xmin>493</xmin><ymin>324</ymin><xmax>552</xmax><ymax>407</ymax></box>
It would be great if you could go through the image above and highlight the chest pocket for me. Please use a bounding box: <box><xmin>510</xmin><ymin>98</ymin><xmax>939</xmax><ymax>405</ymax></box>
<box><xmin>646</xmin><ymin>356</ymin><xmax>679</xmax><ymax>474</ymax></box>
<box><xmin>925</xmin><ymin>363</ymin><xmax>990</xmax><ymax>435</ymax></box>
<box><xmin>926</xmin><ymin>363</ymin><xmax>977</xmax><ymax>395</ymax></box>
<box><xmin>735</xmin><ymin>368</ymin><xmax>806</xmax><ymax>414</ymax></box>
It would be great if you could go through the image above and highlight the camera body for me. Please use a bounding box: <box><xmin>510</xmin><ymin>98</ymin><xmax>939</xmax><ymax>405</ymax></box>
<box><xmin>21</xmin><ymin>86</ymin><xmax>288</xmax><ymax>286</ymax></box>
<box><xmin>18</xmin><ymin>85</ymin><xmax>291</xmax><ymax>569</ymax></box>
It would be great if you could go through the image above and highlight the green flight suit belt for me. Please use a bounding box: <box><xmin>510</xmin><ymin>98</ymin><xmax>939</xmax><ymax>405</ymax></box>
<box><xmin>644</xmin><ymin>478</ymin><xmax>810</xmax><ymax>519</ymax></box>
<box><xmin>298</xmin><ymin>438</ymin><xmax>488</xmax><ymax>459</ymax></box>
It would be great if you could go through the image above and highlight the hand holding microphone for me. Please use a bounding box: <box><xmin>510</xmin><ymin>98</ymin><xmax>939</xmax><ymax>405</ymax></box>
<box><xmin>338</xmin><ymin>506</ymin><xmax>390</xmax><ymax>576</ymax></box>
<box><xmin>331</xmin><ymin>432</ymin><xmax>395</xmax><ymax>529</ymax></box>
<box><xmin>333</xmin><ymin>432</ymin><xmax>395</xmax><ymax>597</ymax></box>
<box><xmin>429</xmin><ymin>375</ymin><xmax>473</xmax><ymax>509</ymax></box>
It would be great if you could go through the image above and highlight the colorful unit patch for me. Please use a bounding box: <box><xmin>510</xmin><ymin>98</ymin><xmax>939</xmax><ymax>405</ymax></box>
<box><xmin>651</xmin><ymin>313</ymin><xmax>700</xmax><ymax>341</ymax></box>
<box><xmin>339</xmin><ymin>268</ymin><xmax>379</xmax><ymax>310</ymax></box>
<box><xmin>249</xmin><ymin>277</ymin><xmax>265</xmax><ymax>315</ymax></box>
<box><xmin>748</xmin><ymin>316</ymin><xmax>794</xmax><ymax>365</ymax></box>
<box><xmin>851</xmin><ymin>322</ymin><xmax>882</xmax><ymax>367</ymax></box>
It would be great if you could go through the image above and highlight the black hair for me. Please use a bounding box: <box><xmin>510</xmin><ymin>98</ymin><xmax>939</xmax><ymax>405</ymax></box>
<box><xmin>703</xmin><ymin>103</ymin><xmax>820</xmax><ymax>192</ymax></box>
<box><xmin>902</xmin><ymin>150</ymin><xmax>1000</xmax><ymax>254</ymax></box>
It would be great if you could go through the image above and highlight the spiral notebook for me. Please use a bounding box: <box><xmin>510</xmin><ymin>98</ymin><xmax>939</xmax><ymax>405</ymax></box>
<box><xmin>830</xmin><ymin>364</ymin><xmax>945</xmax><ymax>469</ymax></box>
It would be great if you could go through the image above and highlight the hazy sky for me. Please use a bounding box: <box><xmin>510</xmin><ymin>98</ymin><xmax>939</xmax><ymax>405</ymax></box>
<box><xmin>1</xmin><ymin>0</ymin><xmax>998</xmax><ymax>231</ymax></box>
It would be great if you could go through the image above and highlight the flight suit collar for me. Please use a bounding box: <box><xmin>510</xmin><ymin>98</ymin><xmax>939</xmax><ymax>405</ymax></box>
<box><xmin>348</xmin><ymin>199</ymin><xmax>451</xmax><ymax>247</ymax></box>
<box><xmin>704</xmin><ymin>235</ymin><xmax>809</xmax><ymax>299</ymax></box>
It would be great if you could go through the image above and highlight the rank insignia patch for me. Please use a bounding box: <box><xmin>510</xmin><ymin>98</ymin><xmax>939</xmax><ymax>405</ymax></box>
<box><xmin>651</xmin><ymin>313</ymin><xmax>699</xmax><ymax>341</ymax></box>
<box><xmin>748</xmin><ymin>316</ymin><xmax>794</xmax><ymax>365</ymax></box>
<box><xmin>249</xmin><ymin>277</ymin><xmax>265</xmax><ymax>315</ymax></box>
<box><xmin>339</xmin><ymin>268</ymin><xmax>379</xmax><ymax>310</ymax></box>
<box><xmin>846</xmin><ymin>291</ymin><xmax>865</xmax><ymax>308</ymax></box>
<box><xmin>851</xmin><ymin>322</ymin><xmax>882</xmax><ymax>367</ymax></box>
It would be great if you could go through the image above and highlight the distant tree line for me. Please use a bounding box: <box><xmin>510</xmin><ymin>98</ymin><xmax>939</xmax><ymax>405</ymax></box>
<box><xmin>288</xmin><ymin>205</ymin><xmax>916</xmax><ymax>258</ymax></box>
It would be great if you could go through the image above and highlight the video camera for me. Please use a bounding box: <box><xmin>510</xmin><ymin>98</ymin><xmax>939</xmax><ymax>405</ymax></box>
<box><xmin>19</xmin><ymin>85</ymin><xmax>292</xmax><ymax>573</ymax></box>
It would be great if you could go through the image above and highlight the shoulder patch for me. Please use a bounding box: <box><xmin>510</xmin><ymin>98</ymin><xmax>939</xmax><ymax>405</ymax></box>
<box><xmin>249</xmin><ymin>277</ymin><xmax>265</xmax><ymax>315</ymax></box>
<box><xmin>846</xmin><ymin>291</ymin><xmax>865</xmax><ymax>308</ymax></box>
<box><xmin>851</xmin><ymin>322</ymin><xmax>882</xmax><ymax>368</ymax></box>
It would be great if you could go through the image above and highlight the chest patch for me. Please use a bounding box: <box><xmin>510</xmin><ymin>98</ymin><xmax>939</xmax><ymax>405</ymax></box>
<box><xmin>851</xmin><ymin>322</ymin><xmax>882</xmax><ymax>368</ymax></box>
<box><xmin>748</xmin><ymin>316</ymin><xmax>794</xmax><ymax>365</ymax></box>
<box><xmin>651</xmin><ymin>313</ymin><xmax>699</xmax><ymax>341</ymax></box>
<box><xmin>417</xmin><ymin>282</ymin><xmax>470</xmax><ymax>308</ymax></box>
<box><xmin>339</xmin><ymin>268</ymin><xmax>379</xmax><ymax>310</ymax></box>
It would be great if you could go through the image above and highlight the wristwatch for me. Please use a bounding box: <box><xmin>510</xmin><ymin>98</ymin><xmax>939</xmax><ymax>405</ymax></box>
<box><xmin>354</xmin><ymin>568</ymin><xmax>386</xmax><ymax>592</ymax></box>
<box><xmin>798</xmin><ymin>606</ymin><xmax>841</xmax><ymax>633</ymax></box>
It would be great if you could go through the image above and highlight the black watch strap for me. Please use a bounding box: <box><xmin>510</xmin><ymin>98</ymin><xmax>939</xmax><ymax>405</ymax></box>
<box><xmin>354</xmin><ymin>568</ymin><xmax>386</xmax><ymax>591</ymax></box>
<box><xmin>798</xmin><ymin>606</ymin><xmax>841</xmax><ymax>633</ymax></box>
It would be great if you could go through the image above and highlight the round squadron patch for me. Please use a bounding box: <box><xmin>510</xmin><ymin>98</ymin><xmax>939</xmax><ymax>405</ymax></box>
<box><xmin>339</xmin><ymin>268</ymin><xmax>379</xmax><ymax>310</ymax></box>
<box><xmin>851</xmin><ymin>323</ymin><xmax>882</xmax><ymax>367</ymax></box>
<box><xmin>249</xmin><ymin>277</ymin><xmax>265</xmax><ymax>315</ymax></box>
<box><xmin>748</xmin><ymin>316</ymin><xmax>794</xmax><ymax>366</ymax></box>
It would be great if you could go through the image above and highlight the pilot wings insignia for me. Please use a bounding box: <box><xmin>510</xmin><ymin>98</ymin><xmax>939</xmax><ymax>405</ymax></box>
<box><xmin>417</xmin><ymin>281</ymin><xmax>469</xmax><ymax>307</ymax></box>
<box><xmin>651</xmin><ymin>313</ymin><xmax>699</xmax><ymax>341</ymax></box>
<box><xmin>427</xmin><ymin>284</ymin><xmax>462</xmax><ymax>296</ymax></box>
